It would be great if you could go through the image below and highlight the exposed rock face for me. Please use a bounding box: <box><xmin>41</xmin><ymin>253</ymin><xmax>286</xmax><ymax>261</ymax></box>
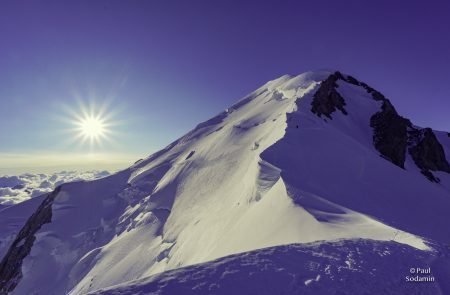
<box><xmin>370</xmin><ymin>100</ymin><xmax>411</xmax><ymax>169</ymax></box>
<box><xmin>343</xmin><ymin>74</ymin><xmax>360</xmax><ymax>86</ymax></box>
<box><xmin>0</xmin><ymin>186</ymin><xmax>60</xmax><ymax>294</ymax></box>
<box><xmin>409</xmin><ymin>128</ymin><xmax>450</xmax><ymax>182</ymax></box>
<box><xmin>313</xmin><ymin>72</ymin><xmax>450</xmax><ymax>182</ymax></box>
<box><xmin>341</xmin><ymin>74</ymin><xmax>386</xmax><ymax>101</ymax></box>
<box><xmin>359</xmin><ymin>82</ymin><xmax>386</xmax><ymax>101</ymax></box>
<box><xmin>311</xmin><ymin>72</ymin><xmax>348</xmax><ymax>119</ymax></box>
<box><xmin>311</xmin><ymin>71</ymin><xmax>389</xmax><ymax>121</ymax></box>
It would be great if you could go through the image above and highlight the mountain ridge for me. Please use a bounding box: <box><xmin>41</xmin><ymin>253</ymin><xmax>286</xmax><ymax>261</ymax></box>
<box><xmin>0</xmin><ymin>70</ymin><xmax>449</xmax><ymax>294</ymax></box>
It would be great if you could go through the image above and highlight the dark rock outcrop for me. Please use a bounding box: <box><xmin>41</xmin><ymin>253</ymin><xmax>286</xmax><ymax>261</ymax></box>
<box><xmin>342</xmin><ymin>74</ymin><xmax>386</xmax><ymax>101</ymax></box>
<box><xmin>185</xmin><ymin>151</ymin><xmax>195</xmax><ymax>160</ymax></box>
<box><xmin>313</xmin><ymin>71</ymin><xmax>449</xmax><ymax>183</ymax></box>
<box><xmin>409</xmin><ymin>128</ymin><xmax>450</xmax><ymax>182</ymax></box>
<box><xmin>360</xmin><ymin>83</ymin><xmax>386</xmax><ymax>101</ymax></box>
<box><xmin>370</xmin><ymin>100</ymin><xmax>411</xmax><ymax>168</ymax></box>
<box><xmin>0</xmin><ymin>186</ymin><xmax>60</xmax><ymax>294</ymax></box>
<box><xmin>311</xmin><ymin>72</ymin><xmax>348</xmax><ymax>119</ymax></box>
<box><xmin>344</xmin><ymin>75</ymin><xmax>360</xmax><ymax>86</ymax></box>
<box><xmin>311</xmin><ymin>71</ymin><xmax>387</xmax><ymax>121</ymax></box>
<box><xmin>371</xmin><ymin>105</ymin><xmax>450</xmax><ymax>181</ymax></box>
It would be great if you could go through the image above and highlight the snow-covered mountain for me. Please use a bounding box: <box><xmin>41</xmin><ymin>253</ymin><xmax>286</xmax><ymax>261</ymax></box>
<box><xmin>0</xmin><ymin>70</ymin><xmax>449</xmax><ymax>295</ymax></box>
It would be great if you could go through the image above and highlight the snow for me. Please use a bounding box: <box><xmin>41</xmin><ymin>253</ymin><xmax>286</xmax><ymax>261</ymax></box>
<box><xmin>261</xmin><ymin>77</ymin><xmax>450</xmax><ymax>245</ymax></box>
<box><xmin>304</xmin><ymin>274</ymin><xmax>321</xmax><ymax>286</ymax></box>
<box><xmin>88</xmin><ymin>240</ymin><xmax>446</xmax><ymax>295</ymax></box>
<box><xmin>0</xmin><ymin>194</ymin><xmax>48</xmax><ymax>260</ymax></box>
<box><xmin>2</xmin><ymin>70</ymin><xmax>449</xmax><ymax>294</ymax></box>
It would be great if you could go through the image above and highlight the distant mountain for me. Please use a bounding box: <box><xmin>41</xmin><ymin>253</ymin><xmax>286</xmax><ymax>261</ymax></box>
<box><xmin>1</xmin><ymin>71</ymin><xmax>449</xmax><ymax>295</ymax></box>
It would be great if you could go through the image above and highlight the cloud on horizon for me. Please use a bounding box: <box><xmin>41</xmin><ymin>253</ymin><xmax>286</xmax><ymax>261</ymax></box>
<box><xmin>0</xmin><ymin>170</ymin><xmax>111</xmax><ymax>206</ymax></box>
<box><xmin>0</xmin><ymin>152</ymin><xmax>141</xmax><ymax>174</ymax></box>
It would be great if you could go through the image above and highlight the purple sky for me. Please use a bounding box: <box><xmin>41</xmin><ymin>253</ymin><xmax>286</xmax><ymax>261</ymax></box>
<box><xmin>1</xmin><ymin>0</ymin><xmax>449</xmax><ymax>172</ymax></box>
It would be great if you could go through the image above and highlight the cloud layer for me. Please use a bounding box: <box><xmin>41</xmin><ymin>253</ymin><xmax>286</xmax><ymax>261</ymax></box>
<box><xmin>0</xmin><ymin>170</ymin><xmax>111</xmax><ymax>206</ymax></box>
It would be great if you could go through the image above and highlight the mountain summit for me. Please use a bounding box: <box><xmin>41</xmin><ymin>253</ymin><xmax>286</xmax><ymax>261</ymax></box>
<box><xmin>1</xmin><ymin>71</ymin><xmax>449</xmax><ymax>294</ymax></box>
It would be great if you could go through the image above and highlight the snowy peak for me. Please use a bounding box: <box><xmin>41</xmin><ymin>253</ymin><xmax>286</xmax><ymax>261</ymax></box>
<box><xmin>305</xmin><ymin>70</ymin><xmax>450</xmax><ymax>182</ymax></box>
<box><xmin>0</xmin><ymin>70</ymin><xmax>450</xmax><ymax>295</ymax></box>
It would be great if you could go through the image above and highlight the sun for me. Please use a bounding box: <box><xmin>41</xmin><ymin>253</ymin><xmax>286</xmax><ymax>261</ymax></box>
<box><xmin>79</xmin><ymin>116</ymin><xmax>106</xmax><ymax>139</ymax></box>
<box><xmin>69</xmin><ymin>103</ymin><xmax>115</xmax><ymax>147</ymax></box>
<box><xmin>59</xmin><ymin>98</ymin><xmax>120</xmax><ymax>149</ymax></box>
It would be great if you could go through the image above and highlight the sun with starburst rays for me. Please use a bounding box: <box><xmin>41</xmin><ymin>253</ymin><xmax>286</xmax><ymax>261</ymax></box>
<box><xmin>76</xmin><ymin>114</ymin><xmax>107</xmax><ymax>141</ymax></box>
<box><xmin>60</xmin><ymin>98</ymin><xmax>119</xmax><ymax>149</ymax></box>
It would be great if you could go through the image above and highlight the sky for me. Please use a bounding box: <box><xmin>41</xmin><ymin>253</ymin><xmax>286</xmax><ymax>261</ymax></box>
<box><xmin>1</xmin><ymin>0</ymin><xmax>450</xmax><ymax>174</ymax></box>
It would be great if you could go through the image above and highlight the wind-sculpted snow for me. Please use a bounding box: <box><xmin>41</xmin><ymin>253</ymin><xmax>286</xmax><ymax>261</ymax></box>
<box><xmin>89</xmin><ymin>240</ymin><xmax>447</xmax><ymax>295</ymax></box>
<box><xmin>1</xmin><ymin>70</ymin><xmax>449</xmax><ymax>294</ymax></box>
<box><xmin>261</xmin><ymin>72</ymin><xmax>450</xmax><ymax>244</ymax></box>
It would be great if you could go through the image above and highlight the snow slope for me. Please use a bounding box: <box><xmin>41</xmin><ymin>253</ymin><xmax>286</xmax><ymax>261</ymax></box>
<box><xmin>0</xmin><ymin>195</ymin><xmax>47</xmax><ymax>260</ymax></box>
<box><xmin>89</xmin><ymin>239</ymin><xmax>449</xmax><ymax>295</ymax></box>
<box><xmin>0</xmin><ymin>171</ymin><xmax>112</xmax><ymax>267</ymax></box>
<box><xmin>1</xmin><ymin>70</ymin><xmax>449</xmax><ymax>294</ymax></box>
